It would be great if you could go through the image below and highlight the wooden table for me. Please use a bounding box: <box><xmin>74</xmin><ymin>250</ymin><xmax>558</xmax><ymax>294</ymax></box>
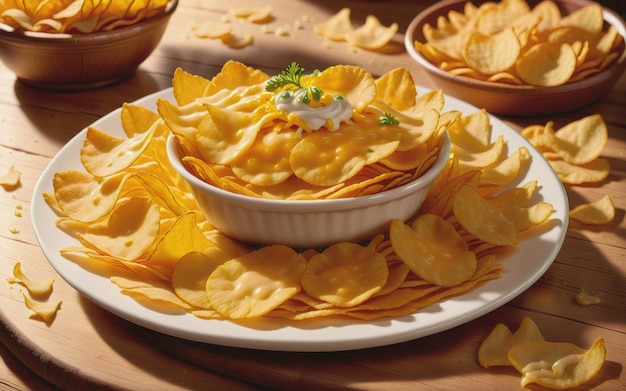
<box><xmin>1</xmin><ymin>1</ymin><xmax>624</xmax><ymax>390</ymax></box>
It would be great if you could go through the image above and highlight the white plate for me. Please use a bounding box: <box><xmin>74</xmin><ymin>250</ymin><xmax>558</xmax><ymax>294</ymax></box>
<box><xmin>32</xmin><ymin>88</ymin><xmax>568</xmax><ymax>352</ymax></box>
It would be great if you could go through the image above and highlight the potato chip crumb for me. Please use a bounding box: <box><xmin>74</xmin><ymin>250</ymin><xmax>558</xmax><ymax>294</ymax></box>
<box><xmin>9</xmin><ymin>226</ymin><xmax>19</xmax><ymax>234</ymax></box>
<box><xmin>0</xmin><ymin>165</ymin><xmax>21</xmax><ymax>188</ymax></box>
<box><xmin>575</xmin><ymin>290</ymin><xmax>601</xmax><ymax>306</ymax></box>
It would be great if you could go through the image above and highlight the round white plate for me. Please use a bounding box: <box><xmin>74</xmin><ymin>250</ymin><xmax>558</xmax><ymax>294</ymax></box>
<box><xmin>32</xmin><ymin>87</ymin><xmax>568</xmax><ymax>352</ymax></box>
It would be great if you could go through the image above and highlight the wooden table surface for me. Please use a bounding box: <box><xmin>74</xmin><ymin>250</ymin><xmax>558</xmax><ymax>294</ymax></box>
<box><xmin>1</xmin><ymin>1</ymin><xmax>624</xmax><ymax>390</ymax></box>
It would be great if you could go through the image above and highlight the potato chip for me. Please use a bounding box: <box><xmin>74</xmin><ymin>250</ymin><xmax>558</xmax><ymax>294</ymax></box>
<box><xmin>452</xmin><ymin>184</ymin><xmax>518</xmax><ymax>246</ymax></box>
<box><xmin>390</xmin><ymin>215</ymin><xmax>477</xmax><ymax>287</ymax></box>
<box><xmin>345</xmin><ymin>15</ymin><xmax>398</xmax><ymax>50</ymax></box>
<box><xmin>301</xmin><ymin>241</ymin><xmax>389</xmax><ymax>307</ymax></box>
<box><xmin>478</xmin><ymin>317</ymin><xmax>545</xmax><ymax>368</ymax></box>
<box><xmin>313</xmin><ymin>7</ymin><xmax>353</xmax><ymax>41</ymax></box>
<box><xmin>21</xmin><ymin>291</ymin><xmax>62</xmax><ymax>323</ymax></box>
<box><xmin>111</xmin><ymin>275</ymin><xmax>193</xmax><ymax>311</ymax></box>
<box><xmin>515</xmin><ymin>42</ymin><xmax>577</xmax><ymax>86</ymax></box>
<box><xmin>375</xmin><ymin>67</ymin><xmax>417</xmax><ymax>111</ymax></box>
<box><xmin>0</xmin><ymin>165</ymin><xmax>21</xmax><ymax>189</ymax></box>
<box><xmin>509</xmin><ymin>338</ymin><xmax>606</xmax><ymax>389</ymax></box>
<box><xmin>550</xmin><ymin>157</ymin><xmax>610</xmax><ymax>184</ymax></box>
<box><xmin>77</xmin><ymin>197</ymin><xmax>161</xmax><ymax>261</ymax></box>
<box><xmin>559</xmin><ymin>3</ymin><xmax>603</xmax><ymax>34</ymax></box>
<box><xmin>548</xmin><ymin>114</ymin><xmax>608</xmax><ymax>165</ymax></box>
<box><xmin>463</xmin><ymin>28</ymin><xmax>521</xmax><ymax>74</ymax></box>
<box><xmin>312</xmin><ymin>64</ymin><xmax>376</xmax><ymax>113</ymax></box>
<box><xmin>6</xmin><ymin>262</ymin><xmax>54</xmax><ymax>297</ymax></box>
<box><xmin>569</xmin><ymin>194</ymin><xmax>615</xmax><ymax>225</ymax></box>
<box><xmin>206</xmin><ymin>245</ymin><xmax>306</xmax><ymax>318</ymax></box>
<box><xmin>172</xmin><ymin>250</ymin><xmax>229</xmax><ymax>309</ymax></box>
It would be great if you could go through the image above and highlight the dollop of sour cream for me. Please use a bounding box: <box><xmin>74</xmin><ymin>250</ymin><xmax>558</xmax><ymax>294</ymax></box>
<box><xmin>273</xmin><ymin>88</ymin><xmax>352</xmax><ymax>131</ymax></box>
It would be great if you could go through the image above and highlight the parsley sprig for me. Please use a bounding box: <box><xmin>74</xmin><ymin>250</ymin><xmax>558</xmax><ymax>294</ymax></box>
<box><xmin>378</xmin><ymin>112</ymin><xmax>400</xmax><ymax>126</ymax></box>
<box><xmin>266</xmin><ymin>62</ymin><xmax>324</xmax><ymax>104</ymax></box>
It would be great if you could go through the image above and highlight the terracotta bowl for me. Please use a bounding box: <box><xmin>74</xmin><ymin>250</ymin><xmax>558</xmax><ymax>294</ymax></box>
<box><xmin>0</xmin><ymin>0</ymin><xmax>177</xmax><ymax>91</ymax></box>
<box><xmin>166</xmin><ymin>133</ymin><xmax>451</xmax><ymax>249</ymax></box>
<box><xmin>405</xmin><ymin>0</ymin><xmax>626</xmax><ymax>116</ymax></box>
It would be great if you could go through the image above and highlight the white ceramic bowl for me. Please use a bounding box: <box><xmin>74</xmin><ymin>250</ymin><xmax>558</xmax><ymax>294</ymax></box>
<box><xmin>405</xmin><ymin>0</ymin><xmax>626</xmax><ymax>116</ymax></box>
<box><xmin>166</xmin><ymin>133</ymin><xmax>451</xmax><ymax>249</ymax></box>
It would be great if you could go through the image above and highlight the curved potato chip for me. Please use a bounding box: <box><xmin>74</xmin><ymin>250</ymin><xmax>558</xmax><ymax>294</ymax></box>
<box><xmin>172</xmin><ymin>250</ymin><xmax>229</xmax><ymax>309</ymax></box>
<box><xmin>230</xmin><ymin>126</ymin><xmax>299</xmax><ymax>186</ymax></box>
<box><xmin>546</xmin><ymin>158</ymin><xmax>599</xmax><ymax>184</ymax></box>
<box><xmin>463</xmin><ymin>28</ymin><xmax>520</xmax><ymax>74</ymax></box>
<box><xmin>302</xmin><ymin>241</ymin><xmax>389</xmax><ymax>307</ymax></box>
<box><xmin>510</xmin><ymin>338</ymin><xmax>606</xmax><ymax>389</ymax></box>
<box><xmin>172</xmin><ymin>67</ymin><xmax>214</xmax><ymax>106</ymax></box>
<box><xmin>549</xmin><ymin>114</ymin><xmax>608</xmax><ymax>165</ymax></box>
<box><xmin>345</xmin><ymin>15</ymin><xmax>398</xmax><ymax>50</ymax></box>
<box><xmin>211</xmin><ymin>60</ymin><xmax>269</xmax><ymax>92</ymax></box>
<box><xmin>53</xmin><ymin>170</ymin><xmax>129</xmax><ymax>223</ymax></box>
<box><xmin>77</xmin><ymin>197</ymin><xmax>161</xmax><ymax>261</ymax></box>
<box><xmin>21</xmin><ymin>291</ymin><xmax>62</xmax><ymax>323</ymax></box>
<box><xmin>313</xmin><ymin>8</ymin><xmax>352</xmax><ymax>41</ymax></box>
<box><xmin>375</xmin><ymin>67</ymin><xmax>416</xmax><ymax>111</ymax></box>
<box><xmin>476</xmin><ymin>0</ymin><xmax>531</xmax><ymax>35</ymax></box>
<box><xmin>206</xmin><ymin>245</ymin><xmax>306</xmax><ymax>318</ymax></box>
<box><xmin>0</xmin><ymin>165</ymin><xmax>21</xmax><ymax>188</ymax></box>
<box><xmin>312</xmin><ymin>64</ymin><xmax>376</xmax><ymax>112</ymax></box>
<box><xmin>478</xmin><ymin>317</ymin><xmax>545</xmax><ymax>368</ymax></box>
<box><xmin>452</xmin><ymin>184</ymin><xmax>518</xmax><ymax>246</ymax></box>
<box><xmin>7</xmin><ymin>262</ymin><xmax>54</xmax><ymax>297</ymax></box>
<box><xmin>390</xmin><ymin>215</ymin><xmax>477</xmax><ymax>287</ymax></box>
<box><xmin>569</xmin><ymin>194</ymin><xmax>614</xmax><ymax>225</ymax></box>
<box><xmin>559</xmin><ymin>3</ymin><xmax>603</xmax><ymax>34</ymax></box>
<box><xmin>120</xmin><ymin>103</ymin><xmax>162</xmax><ymax>137</ymax></box>
<box><xmin>515</xmin><ymin>42</ymin><xmax>577</xmax><ymax>86</ymax></box>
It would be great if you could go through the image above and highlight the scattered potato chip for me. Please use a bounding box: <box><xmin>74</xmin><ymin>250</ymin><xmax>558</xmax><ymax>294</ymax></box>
<box><xmin>478</xmin><ymin>317</ymin><xmax>545</xmax><ymax>368</ymax></box>
<box><xmin>314</xmin><ymin>8</ymin><xmax>353</xmax><ymax>41</ymax></box>
<box><xmin>21</xmin><ymin>291</ymin><xmax>62</xmax><ymax>323</ymax></box>
<box><xmin>569</xmin><ymin>194</ymin><xmax>615</xmax><ymax>225</ymax></box>
<box><xmin>509</xmin><ymin>338</ymin><xmax>606</xmax><ymax>389</ymax></box>
<box><xmin>345</xmin><ymin>15</ymin><xmax>398</xmax><ymax>50</ymax></box>
<box><xmin>0</xmin><ymin>165</ymin><xmax>21</xmax><ymax>189</ymax></box>
<box><xmin>7</xmin><ymin>262</ymin><xmax>54</xmax><ymax>297</ymax></box>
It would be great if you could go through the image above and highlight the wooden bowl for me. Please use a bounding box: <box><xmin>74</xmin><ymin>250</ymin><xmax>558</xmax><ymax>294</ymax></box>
<box><xmin>404</xmin><ymin>0</ymin><xmax>626</xmax><ymax>116</ymax></box>
<box><xmin>0</xmin><ymin>0</ymin><xmax>177</xmax><ymax>91</ymax></box>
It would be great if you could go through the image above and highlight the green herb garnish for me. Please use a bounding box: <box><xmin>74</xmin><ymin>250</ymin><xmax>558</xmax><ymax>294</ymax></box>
<box><xmin>266</xmin><ymin>62</ymin><xmax>324</xmax><ymax>104</ymax></box>
<box><xmin>378</xmin><ymin>112</ymin><xmax>400</xmax><ymax>126</ymax></box>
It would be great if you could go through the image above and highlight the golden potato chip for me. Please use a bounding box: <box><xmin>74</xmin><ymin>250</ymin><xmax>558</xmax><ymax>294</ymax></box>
<box><xmin>345</xmin><ymin>15</ymin><xmax>398</xmax><ymax>50</ymax></box>
<box><xmin>81</xmin><ymin>124</ymin><xmax>156</xmax><ymax>177</ymax></box>
<box><xmin>569</xmin><ymin>194</ymin><xmax>615</xmax><ymax>225</ymax></box>
<box><xmin>548</xmin><ymin>114</ymin><xmax>608</xmax><ymax>165</ymax></box>
<box><xmin>172</xmin><ymin>250</ymin><xmax>229</xmax><ymax>309</ymax></box>
<box><xmin>21</xmin><ymin>291</ymin><xmax>62</xmax><ymax>323</ymax></box>
<box><xmin>548</xmin><ymin>158</ymin><xmax>610</xmax><ymax>185</ymax></box>
<box><xmin>312</xmin><ymin>64</ymin><xmax>376</xmax><ymax>113</ymax></box>
<box><xmin>463</xmin><ymin>28</ymin><xmax>521</xmax><ymax>74</ymax></box>
<box><xmin>206</xmin><ymin>245</ymin><xmax>306</xmax><ymax>318</ymax></box>
<box><xmin>480</xmin><ymin>146</ymin><xmax>530</xmax><ymax>188</ymax></box>
<box><xmin>478</xmin><ymin>317</ymin><xmax>545</xmax><ymax>368</ymax></box>
<box><xmin>77</xmin><ymin>197</ymin><xmax>161</xmax><ymax>261</ymax></box>
<box><xmin>171</xmin><ymin>68</ymin><xmax>214</xmax><ymax>106</ymax></box>
<box><xmin>475</xmin><ymin>0</ymin><xmax>531</xmax><ymax>35</ymax></box>
<box><xmin>559</xmin><ymin>3</ymin><xmax>603</xmax><ymax>34</ymax></box>
<box><xmin>390</xmin><ymin>215</ymin><xmax>477</xmax><ymax>287</ymax></box>
<box><xmin>7</xmin><ymin>262</ymin><xmax>54</xmax><ymax>297</ymax></box>
<box><xmin>515</xmin><ymin>42</ymin><xmax>577</xmax><ymax>86</ymax></box>
<box><xmin>301</xmin><ymin>241</ymin><xmax>389</xmax><ymax>307</ymax></box>
<box><xmin>313</xmin><ymin>7</ymin><xmax>353</xmax><ymax>41</ymax></box>
<box><xmin>111</xmin><ymin>275</ymin><xmax>193</xmax><ymax>311</ymax></box>
<box><xmin>509</xmin><ymin>337</ymin><xmax>606</xmax><ymax>389</ymax></box>
<box><xmin>375</xmin><ymin>67</ymin><xmax>417</xmax><ymax>111</ymax></box>
<box><xmin>0</xmin><ymin>165</ymin><xmax>21</xmax><ymax>189</ymax></box>
<box><xmin>229</xmin><ymin>5</ymin><xmax>273</xmax><ymax>24</ymax></box>
<box><xmin>53</xmin><ymin>170</ymin><xmax>129</xmax><ymax>223</ymax></box>
<box><xmin>452</xmin><ymin>184</ymin><xmax>518</xmax><ymax>246</ymax></box>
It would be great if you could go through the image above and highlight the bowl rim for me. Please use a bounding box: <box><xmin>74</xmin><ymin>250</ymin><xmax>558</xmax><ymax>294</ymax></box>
<box><xmin>404</xmin><ymin>0</ymin><xmax>626</xmax><ymax>93</ymax></box>
<box><xmin>0</xmin><ymin>0</ymin><xmax>178</xmax><ymax>40</ymax></box>
<box><xmin>166</xmin><ymin>131</ymin><xmax>451</xmax><ymax>213</ymax></box>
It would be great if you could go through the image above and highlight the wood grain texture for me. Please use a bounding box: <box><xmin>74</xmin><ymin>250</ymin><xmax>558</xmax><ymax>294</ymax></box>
<box><xmin>1</xmin><ymin>1</ymin><xmax>624</xmax><ymax>390</ymax></box>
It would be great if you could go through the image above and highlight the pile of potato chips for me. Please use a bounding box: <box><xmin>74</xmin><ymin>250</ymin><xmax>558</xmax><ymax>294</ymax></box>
<box><xmin>42</xmin><ymin>61</ymin><xmax>560</xmax><ymax>323</ymax></box>
<box><xmin>414</xmin><ymin>0</ymin><xmax>625</xmax><ymax>86</ymax></box>
<box><xmin>160</xmin><ymin>61</ymin><xmax>449</xmax><ymax>199</ymax></box>
<box><xmin>0</xmin><ymin>0</ymin><xmax>171</xmax><ymax>33</ymax></box>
